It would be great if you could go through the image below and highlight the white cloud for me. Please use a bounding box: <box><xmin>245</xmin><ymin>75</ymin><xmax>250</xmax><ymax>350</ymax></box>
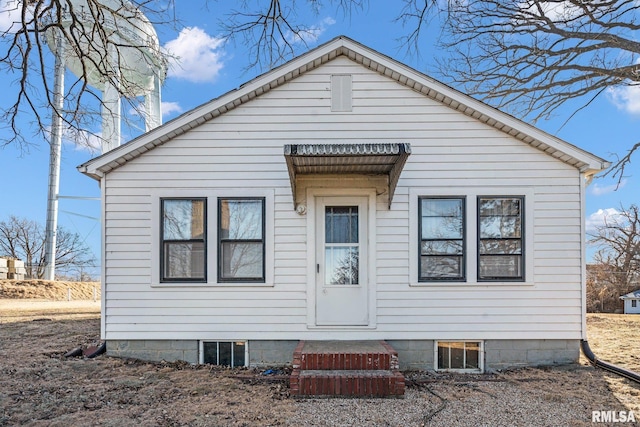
<box><xmin>589</xmin><ymin>179</ymin><xmax>627</xmax><ymax>196</ymax></box>
<box><xmin>607</xmin><ymin>85</ymin><xmax>640</xmax><ymax>116</ymax></box>
<box><xmin>525</xmin><ymin>1</ymin><xmax>576</xmax><ymax>21</ymax></box>
<box><xmin>45</xmin><ymin>123</ymin><xmax>102</xmax><ymax>153</ymax></box>
<box><xmin>518</xmin><ymin>1</ymin><xmax>611</xmax><ymax>23</ymax></box>
<box><xmin>63</xmin><ymin>126</ymin><xmax>102</xmax><ymax>152</ymax></box>
<box><xmin>287</xmin><ymin>16</ymin><xmax>336</xmax><ymax>45</ymax></box>
<box><xmin>163</xmin><ymin>27</ymin><xmax>225</xmax><ymax>83</ymax></box>
<box><xmin>586</xmin><ymin>208</ymin><xmax>623</xmax><ymax>233</ymax></box>
<box><xmin>162</xmin><ymin>101</ymin><xmax>183</xmax><ymax>118</ymax></box>
<box><xmin>126</xmin><ymin>101</ymin><xmax>182</xmax><ymax>120</ymax></box>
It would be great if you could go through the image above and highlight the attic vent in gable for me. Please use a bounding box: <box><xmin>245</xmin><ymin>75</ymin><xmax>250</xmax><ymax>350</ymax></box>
<box><xmin>331</xmin><ymin>74</ymin><xmax>352</xmax><ymax>112</ymax></box>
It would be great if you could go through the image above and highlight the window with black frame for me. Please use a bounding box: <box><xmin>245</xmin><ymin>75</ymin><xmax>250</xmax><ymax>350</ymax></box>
<box><xmin>161</xmin><ymin>198</ymin><xmax>206</xmax><ymax>282</ymax></box>
<box><xmin>419</xmin><ymin>197</ymin><xmax>465</xmax><ymax>281</ymax></box>
<box><xmin>218</xmin><ymin>198</ymin><xmax>265</xmax><ymax>282</ymax></box>
<box><xmin>478</xmin><ymin>196</ymin><xmax>524</xmax><ymax>281</ymax></box>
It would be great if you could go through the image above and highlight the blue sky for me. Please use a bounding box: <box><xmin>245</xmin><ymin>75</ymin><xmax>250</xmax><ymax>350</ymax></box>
<box><xmin>0</xmin><ymin>2</ymin><xmax>637</xmax><ymax>277</ymax></box>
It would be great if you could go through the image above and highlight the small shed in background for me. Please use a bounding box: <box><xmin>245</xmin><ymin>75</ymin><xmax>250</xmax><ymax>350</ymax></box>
<box><xmin>620</xmin><ymin>290</ymin><xmax>640</xmax><ymax>314</ymax></box>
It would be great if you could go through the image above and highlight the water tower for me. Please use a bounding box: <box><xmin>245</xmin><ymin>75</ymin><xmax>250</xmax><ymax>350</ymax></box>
<box><xmin>43</xmin><ymin>0</ymin><xmax>167</xmax><ymax>280</ymax></box>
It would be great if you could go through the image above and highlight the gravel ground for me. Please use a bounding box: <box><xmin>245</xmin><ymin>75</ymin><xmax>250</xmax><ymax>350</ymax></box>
<box><xmin>287</xmin><ymin>368</ymin><xmax>631</xmax><ymax>427</ymax></box>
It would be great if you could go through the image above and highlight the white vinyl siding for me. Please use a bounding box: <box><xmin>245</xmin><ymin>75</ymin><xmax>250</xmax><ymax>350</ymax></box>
<box><xmin>624</xmin><ymin>299</ymin><xmax>640</xmax><ymax>314</ymax></box>
<box><xmin>101</xmin><ymin>56</ymin><xmax>584</xmax><ymax>341</ymax></box>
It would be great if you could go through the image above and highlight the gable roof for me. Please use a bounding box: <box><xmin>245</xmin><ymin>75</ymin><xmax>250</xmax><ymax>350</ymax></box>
<box><xmin>78</xmin><ymin>35</ymin><xmax>609</xmax><ymax>180</ymax></box>
<box><xmin>621</xmin><ymin>289</ymin><xmax>640</xmax><ymax>300</ymax></box>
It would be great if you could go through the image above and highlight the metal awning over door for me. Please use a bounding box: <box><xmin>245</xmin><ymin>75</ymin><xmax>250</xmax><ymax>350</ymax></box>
<box><xmin>284</xmin><ymin>143</ymin><xmax>411</xmax><ymax>209</ymax></box>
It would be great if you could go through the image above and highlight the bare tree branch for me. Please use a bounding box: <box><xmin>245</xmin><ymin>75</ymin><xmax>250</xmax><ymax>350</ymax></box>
<box><xmin>0</xmin><ymin>0</ymin><xmax>172</xmax><ymax>152</ymax></box>
<box><xmin>423</xmin><ymin>0</ymin><xmax>640</xmax><ymax>179</ymax></box>
<box><xmin>603</xmin><ymin>141</ymin><xmax>640</xmax><ymax>187</ymax></box>
<box><xmin>217</xmin><ymin>0</ymin><xmax>366</xmax><ymax>70</ymax></box>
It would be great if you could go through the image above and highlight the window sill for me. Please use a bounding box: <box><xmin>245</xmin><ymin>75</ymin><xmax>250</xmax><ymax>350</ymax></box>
<box><xmin>306</xmin><ymin>324</ymin><xmax>378</xmax><ymax>330</ymax></box>
<box><xmin>436</xmin><ymin>368</ymin><xmax>484</xmax><ymax>374</ymax></box>
<box><xmin>410</xmin><ymin>281</ymin><xmax>534</xmax><ymax>287</ymax></box>
<box><xmin>151</xmin><ymin>282</ymin><xmax>274</xmax><ymax>288</ymax></box>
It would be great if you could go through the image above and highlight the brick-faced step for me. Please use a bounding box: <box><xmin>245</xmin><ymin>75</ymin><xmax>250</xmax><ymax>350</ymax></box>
<box><xmin>300</xmin><ymin>351</ymin><xmax>392</xmax><ymax>371</ymax></box>
<box><xmin>293</xmin><ymin>340</ymin><xmax>400</xmax><ymax>371</ymax></box>
<box><xmin>290</xmin><ymin>341</ymin><xmax>405</xmax><ymax>397</ymax></box>
<box><xmin>291</xmin><ymin>370</ymin><xmax>405</xmax><ymax>397</ymax></box>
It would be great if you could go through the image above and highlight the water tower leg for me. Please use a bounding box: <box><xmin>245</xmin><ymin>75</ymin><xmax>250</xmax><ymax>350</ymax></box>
<box><xmin>145</xmin><ymin>73</ymin><xmax>162</xmax><ymax>131</ymax></box>
<box><xmin>102</xmin><ymin>46</ymin><xmax>121</xmax><ymax>153</ymax></box>
<box><xmin>44</xmin><ymin>32</ymin><xmax>66</xmax><ymax>281</ymax></box>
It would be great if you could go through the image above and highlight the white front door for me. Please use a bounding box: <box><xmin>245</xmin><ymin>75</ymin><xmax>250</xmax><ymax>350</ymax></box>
<box><xmin>315</xmin><ymin>196</ymin><xmax>369</xmax><ymax>326</ymax></box>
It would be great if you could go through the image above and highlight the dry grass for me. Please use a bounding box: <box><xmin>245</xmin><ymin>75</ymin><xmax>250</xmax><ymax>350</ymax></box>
<box><xmin>0</xmin><ymin>301</ymin><xmax>297</xmax><ymax>426</ymax></box>
<box><xmin>587</xmin><ymin>314</ymin><xmax>640</xmax><ymax>372</ymax></box>
<box><xmin>0</xmin><ymin>280</ymin><xmax>100</xmax><ymax>300</ymax></box>
<box><xmin>0</xmin><ymin>288</ymin><xmax>639</xmax><ymax>426</ymax></box>
<box><xmin>586</xmin><ymin>314</ymin><xmax>640</xmax><ymax>416</ymax></box>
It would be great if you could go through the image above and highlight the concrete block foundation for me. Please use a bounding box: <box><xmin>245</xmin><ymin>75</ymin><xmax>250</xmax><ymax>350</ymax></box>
<box><xmin>105</xmin><ymin>338</ymin><xmax>580</xmax><ymax>371</ymax></box>
<box><xmin>484</xmin><ymin>339</ymin><xmax>580</xmax><ymax>371</ymax></box>
<box><xmin>248</xmin><ymin>340</ymin><xmax>299</xmax><ymax>367</ymax></box>
<box><xmin>107</xmin><ymin>340</ymin><xmax>199</xmax><ymax>364</ymax></box>
<box><xmin>386</xmin><ymin>340</ymin><xmax>434</xmax><ymax>370</ymax></box>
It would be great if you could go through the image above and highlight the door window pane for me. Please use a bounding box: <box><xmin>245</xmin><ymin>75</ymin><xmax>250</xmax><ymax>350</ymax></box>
<box><xmin>325</xmin><ymin>246</ymin><xmax>359</xmax><ymax>285</ymax></box>
<box><xmin>325</xmin><ymin>206</ymin><xmax>358</xmax><ymax>243</ymax></box>
<box><xmin>324</xmin><ymin>206</ymin><xmax>359</xmax><ymax>285</ymax></box>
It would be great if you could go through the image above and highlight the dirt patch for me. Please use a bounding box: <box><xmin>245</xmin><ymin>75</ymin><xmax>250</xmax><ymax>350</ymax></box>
<box><xmin>0</xmin><ymin>304</ymin><xmax>639</xmax><ymax>426</ymax></box>
<box><xmin>0</xmin><ymin>279</ymin><xmax>100</xmax><ymax>300</ymax></box>
<box><xmin>0</xmin><ymin>305</ymin><xmax>296</xmax><ymax>426</ymax></box>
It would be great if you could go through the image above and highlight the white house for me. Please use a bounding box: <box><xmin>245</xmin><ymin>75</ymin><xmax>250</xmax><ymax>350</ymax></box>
<box><xmin>621</xmin><ymin>290</ymin><xmax>640</xmax><ymax>314</ymax></box>
<box><xmin>78</xmin><ymin>36</ymin><xmax>609</xmax><ymax>372</ymax></box>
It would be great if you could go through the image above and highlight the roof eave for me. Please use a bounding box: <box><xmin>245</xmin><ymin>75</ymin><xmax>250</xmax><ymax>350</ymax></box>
<box><xmin>78</xmin><ymin>35</ymin><xmax>610</xmax><ymax>179</ymax></box>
